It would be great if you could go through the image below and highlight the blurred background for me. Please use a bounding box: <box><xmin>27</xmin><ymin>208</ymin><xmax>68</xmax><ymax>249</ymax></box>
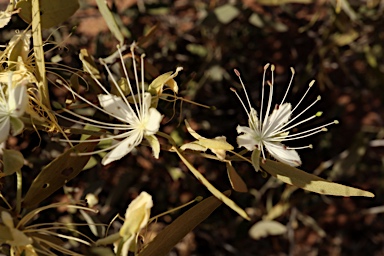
<box><xmin>1</xmin><ymin>0</ymin><xmax>383</xmax><ymax>255</ymax></box>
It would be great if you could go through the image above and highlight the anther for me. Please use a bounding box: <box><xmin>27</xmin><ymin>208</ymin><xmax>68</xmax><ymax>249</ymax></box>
<box><xmin>234</xmin><ymin>69</ymin><xmax>240</xmax><ymax>77</ymax></box>
<box><xmin>309</xmin><ymin>80</ymin><xmax>315</xmax><ymax>87</ymax></box>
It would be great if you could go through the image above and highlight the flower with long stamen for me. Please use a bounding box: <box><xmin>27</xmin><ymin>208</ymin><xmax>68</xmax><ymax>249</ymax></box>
<box><xmin>232</xmin><ymin>64</ymin><xmax>338</xmax><ymax>170</ymax></box>
<box><xmin>56</xmin><ymin>44</ymin><xmax>181</xmax><ymax>165</ymax></box>
<box><xmin>0</xmin><ymin>71</ymin><xmax>28</xmax><ymax>143</ymax></box>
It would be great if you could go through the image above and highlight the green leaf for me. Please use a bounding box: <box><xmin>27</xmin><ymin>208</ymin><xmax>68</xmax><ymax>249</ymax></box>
<box><xmin>3</xmin><ymin>149</ymin><xmax>24</xmax><ymax>176</ymax></box>
<box><xmin>95</xmin><ymin>0</ymin><xmax>124</xmax><ymax>45</ymax></box>
<box><xmin>23</xmin><ymin>140</ymin><xmax>99</xmax><ymax>208</ymax></box>
<box><xmin>17</xmin><ymin>0</ymin><xmax>79</xmax><ymax>29</ymax></box>
<box><xmin>139</xmin><ymin>193</ymin><xmax>227</xmax><ymax>256</ymax></box>
<box><xmin>262</xmin><ymin>160</ymin><xmax>374</xmax><ymax>197</ymax></box>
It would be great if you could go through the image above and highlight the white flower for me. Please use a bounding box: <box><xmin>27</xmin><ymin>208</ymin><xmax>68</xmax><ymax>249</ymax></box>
<box><xmin>56</xmin><ymin>44</ymin><xmax>175</xmax><ymax>165</ymax></box>
<box><xmin>115</xmin><ymin>191</ymin><xmax>153</xmax><ymax>256</ymax></box>
<box><xmin>233</xmin><ymin>64</ymin><xmax>337</xmax><ymax>169</ymax></box>
<box><xmin>0</xmin><ymin>72</ymin><xmax>28</xmax><ymax>143</ymax></box>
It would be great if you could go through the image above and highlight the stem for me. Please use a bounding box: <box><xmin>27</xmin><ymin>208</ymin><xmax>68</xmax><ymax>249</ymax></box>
<box><xmin>16</xmin><ymin>169</ymin><xmax>22</xmax><ymax>214</ymax></box>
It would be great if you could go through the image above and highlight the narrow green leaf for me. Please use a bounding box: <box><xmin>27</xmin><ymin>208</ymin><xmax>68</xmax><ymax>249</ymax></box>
<box><xmin>139</xmin><ymin>192</ymin><xmax>228</xmax><ymax>256</ymax></box>
<box><xmin>262</xmin><ymin>160</ymin><xmax>374</xmax><ymax>197</ymax></box>
<box><xmin>23</xmin><ymin>140</ymin><xmax>99</xmax><ymax>208</ymax></box>
<box><xmin>95</xmin><ymin>0</ymin><xmax>124</xmax><ymax>45</ymax></box>
<box><xmin>174</xmin><ymin>146</ymin><xmax>250</xmax><ymax>220</ymax></box>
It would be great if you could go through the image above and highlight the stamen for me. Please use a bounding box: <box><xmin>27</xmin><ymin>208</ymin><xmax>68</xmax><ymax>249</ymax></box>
<box><xmin>234</xmin><ymin>69</ymin><xmax>252</xmax><ymax>112</ymax></box>
<box><xmin>56</xmin><ymin>79</ymin><xmax>130</xmax><ymax>124</ymax></box>
<box><xmin>118</xmin><ymin>45</ymin><xmax>141</xmax><ymax>119</ymax></box>
<box><xmin>56</xmin><ymin>110</ymin><xmax>131</xmax><ymax>130</ymax></box>
<box><xmin>272</xmin><ymin>126</ymin><xmax>328</xmax><ymax>141</ymax></box>
<box><xmin>262</xmin><ymin>65</ymin><xmax>274</xmax><ymax>131</ymax></box>
<box><xmin>259</xmin><ymin>63</ymin><xmax>270</xmax><ymax>132</ymax></box>
<box><xmin>279</xmin><ymin>95</ymin><xmax>321</xmax><ymax>132</ymax></box>
<box><xmin>140</xmin><ymin>53</ymin><xmax>146</xmax><ymax>118</ymax></box>
<box><xmin>280</xmin><ymin>67</ymin><xmax>295</xmax><ymax>106</ymax></box>
<box><xmin>131</xmin><ymin>43</ymin><xmax>142</xmax><ymax>111</ymax></box>
<box><xmin>273</xmin><ymin>112</ymin><xmax>321</xmax><ymax>136</ymax></box>
<box><xmin>291</xmin><ymin>80</ymin><xmax>315</xmax><ymax>113</ymax></box>
<box><xmin>99</xmin><ymin>57</ymin><xmax>131</xmax><ymax>108</ymax></box>
<box><xmin>287</xmin><ymin>144</ymin><xmax>313</xmax><ymax>150</ymax></box>
<box><xmin>230</xmin><ymin>87</ymin><xmax>251</xmax><ymax>121</ymax></box>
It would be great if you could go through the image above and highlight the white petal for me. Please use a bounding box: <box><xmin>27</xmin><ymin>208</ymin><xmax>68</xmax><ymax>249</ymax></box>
<box><xmin>263</xmin><ymin>141</ymin><xmax>301</xmax><ymax>167</ymax></box>
<box><xmin>248</xmin><ymin>108</ymin><xmax>260</xmax><ymax>131</ymax></box>
<box><xmin>144</xmin><ymin>108</ymin><xmax>162</xmax><ymax>135</ymax></box>
<box><xmin>236</xmin><ymin>125</ymin><xmax>258</xmax><ymax>150</ymax></box>
<box><xmin>10</xmin><ymin>117</ymin><xmax>24</xmax><ymax>136</ymax></box>
<box><xmin>145</xmin><ymin>134</ymin><xmax>160</xmax><ymax>159</ymax></box>
<box><xmin>263</xmin><ymin>103</ymin><xmax>292</xmax><ymax>137</ymax></box>
<box><xmin>0</xmin><ymin>117</ymin><xmax>11</xmax><ymax>143</ymax></box>
<box><xmin>142</xmin><ymin>92</ymin><xmax>152</xmax><ymax>111</ymax></box>
<box><xmin>101</xmin><ymin>131</ymin><xmax>142</xmax><ymax>165</ymax></box>
<box><xmin>98</xmin><ymin>94</ymin><xmax>135</xmax><ymax>123</ymax></box>
<box><xmin>8</xmin><ymin>84</ymin><xmax>28</xmax><ymax>118</ymax></box>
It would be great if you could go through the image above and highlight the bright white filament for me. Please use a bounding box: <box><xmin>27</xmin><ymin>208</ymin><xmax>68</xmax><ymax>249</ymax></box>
<box><xmin>233</xmin><ymin>65</ymin><xmax>338</xmax><ymax>167</ymax></box>
<box><xmin>57</xmin><ymin>44</ymin><xmax>163</xmax><ymax>165</ymax></box>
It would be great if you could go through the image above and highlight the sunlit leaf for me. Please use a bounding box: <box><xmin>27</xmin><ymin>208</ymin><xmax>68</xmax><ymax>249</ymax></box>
<box><xmin>174</xmin><ymin>146</ymin><xmax>250</xmax><ymax>220</ymax></box>
<box><xmin>262</xmin><ymin>160</ymin><xmax>374</xmax><ymax>197</ymax></box>
<box><xmin>0</xmin><ymin>11</ymin><xmax>12</xmax><ymax>28</ymax></box>
<box><xmin>249</xmin><ymin>220</ymin><xmax>287</xmax><ymax>240</ymax></box>
<box><xmin>139</xmin><ymin>192</ymin><xmax>227</xmax><ymax>256</ymax></box>
<box><xmin>23</xmin><ymin>140</ymin><xmax>99</xmax><ymax>208</ymax></box>
<box><xmin>17</xmin><ymin>0</ymin><xmax>79</xmax><ymax>29</ymax></box>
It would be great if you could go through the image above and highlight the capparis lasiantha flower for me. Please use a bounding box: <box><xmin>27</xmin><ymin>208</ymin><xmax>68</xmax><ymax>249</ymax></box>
<box><xmin>56</xmin><ymin>44</ymin><xmax>181</xmax><ymax>165</ymax></box>
<box><xmin>0</xmin><ymin>72</ymin><xmax>28</xmax><ymax>143</ymax></box>
<box><xmin>232</xmin><ymin>64</ymin><xmax>338</xmax><ymax>170</ymax></box>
